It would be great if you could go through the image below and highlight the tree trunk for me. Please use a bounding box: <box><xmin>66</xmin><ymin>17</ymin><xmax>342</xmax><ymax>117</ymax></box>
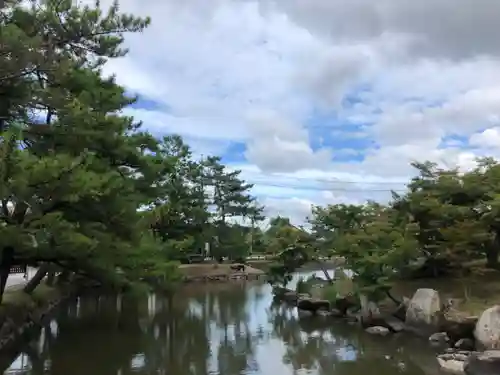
<box><xmin>23</xmin><ymin>264</ymin><xmax>50</xmax><ymax>294</ymax></box>
<box><xmin>386</xmin><ymin>289</ymin><xmax>402</xmax><ymax>305</ymax></box>
<box><xmin>486</xmin><ymin>234</ymin><xmax>500</xmax><ymax>269</ymax></box>
<box><xmin>0</xmin><ymin>246</ymin><xmax>14</xmax><ymax>304</ymax></box>
<box><xmin>317</xmin><ymin>260</ymin><xmax>334</xmax><ymax>284</ymax></box>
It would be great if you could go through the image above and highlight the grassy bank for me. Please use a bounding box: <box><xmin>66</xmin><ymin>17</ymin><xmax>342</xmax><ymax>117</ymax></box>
<box><xmin>297</xmin><ymin>263</ymin><xmax>500</xmax><ymax>317</ymax></box>
<box><xmin>178</xmin><ymin>263</ymin><xmax>265</xmax><ymax>279</ymax></box>
<box><xmin>392</xmin><ymin>267</ymin><xmax>500</xmax><ymax>316</ymax></box>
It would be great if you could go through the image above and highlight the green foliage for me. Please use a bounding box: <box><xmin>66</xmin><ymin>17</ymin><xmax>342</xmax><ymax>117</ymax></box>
<box><xmin>303</xmin><ymin>158</ymin><xmax>500</xmax><ymax>301</ymax></box>
<box><xmin>295</xmin><ymin>277</ymin><xmax>311</xmax><ymax>294</ymax></box>
<box><xmin>0</xmin><ymin>0</ymin><xmax>266</xmax><ymax>300</ymax></box>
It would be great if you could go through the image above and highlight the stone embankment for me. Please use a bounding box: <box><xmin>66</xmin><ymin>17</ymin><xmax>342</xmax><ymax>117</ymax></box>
<box><xmin>272</xmin><ymin>285</ymin><xmax>500</xmax><ymax>375</ymax></box>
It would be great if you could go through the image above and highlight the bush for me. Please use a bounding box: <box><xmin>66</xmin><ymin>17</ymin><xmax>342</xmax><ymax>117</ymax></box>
<box><xmin>322</xmin><ymin>284</ymin><xmax>338</xmax><ymax>303</ymax></box>
<box><xmin>296</xmin><ymin>277</ymin><xmax>311</xmax><ymax>294</ymax></box>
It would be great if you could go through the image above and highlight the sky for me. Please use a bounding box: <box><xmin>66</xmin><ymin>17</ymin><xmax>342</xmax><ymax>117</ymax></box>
<box><xmin>92</xmin><ymin>0</ymin><xmax>500</xmax><ymax>225</ymax></box>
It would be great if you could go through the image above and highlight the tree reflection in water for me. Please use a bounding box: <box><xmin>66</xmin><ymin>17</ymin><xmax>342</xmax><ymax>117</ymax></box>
<box><xmin>0</xmin><ymin>278</ymin><xmax>440</xmax><ymax>375</ymax></box>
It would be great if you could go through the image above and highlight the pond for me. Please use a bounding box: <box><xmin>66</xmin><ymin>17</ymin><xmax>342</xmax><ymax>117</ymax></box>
<box><xmin>0</xmin><ymin>271</ymin><xmax>443</xmax><ymax>375</ymax></box>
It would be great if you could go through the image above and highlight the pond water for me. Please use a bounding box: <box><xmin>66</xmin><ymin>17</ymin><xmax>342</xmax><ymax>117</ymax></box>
<box><xmin>1</xmin><ymin>271</ymin><xmax>443</xmax><ymax>375</ymax></box>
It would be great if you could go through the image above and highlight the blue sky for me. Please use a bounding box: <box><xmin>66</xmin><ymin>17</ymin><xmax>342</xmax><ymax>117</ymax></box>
<box><xmin>94</xmin><ymin>0</ymin><xmax>500</xmax><ymax>224</ymax></box>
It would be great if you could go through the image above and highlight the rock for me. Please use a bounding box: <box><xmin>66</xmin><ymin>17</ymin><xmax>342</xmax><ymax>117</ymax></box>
<box><xmin>393</xmin><ymin>297</ymin><xmax>411</xmax><ymax>321</ymax></box>
<box><xmin>330</xmin><ymin>308</ymin><xmax>344</xmax><ymax>318</ymax></box>
<box><xmin>365</xmin><ymin>326</ymin><xmax>390</xmax><ymax>336</ymax></box>
<box><xmin>297</xmin><ymin>298</ymin><xmax>330</xmax><ymax>313</ymax></box>
<box><xmin>335</xmin><ymin>296</ymin><xmax>358</xmax><ymax>315</ymax></box>
<box><xmin>455</xmin><ymin>338</ymin><xmax>476</xmax><ymax>351</ymax></box>
<box><xmin>405</xmin><ymin>288</ymin><xmax>442</xmax><ymax>336</ymax></box>
<box><xmin>283</xmin><ymin>292</ymin><xmax>299</xmax><ymax>303</ymax></box>
<box><xmin>474</xmin><ymin>306</ymin><xmax>500</xmax><ymax>350</ymax></box>
<box><xmin>437</xmin><ymin>356</ymin><xmax>466</xmax><ymax>374</ymax></box>
<box><xmin>383</xmin><ymin>316</ymin><xmax>406</xmax><ymax>333</ymax></box>
<box><xmin>429</xmin><ymin>332</ymin><xmax>450</xmax><ymax>345</ymax></box>
<box><xmin>464</xmin><ymin>350</ymin><xmax>500</xmax><ymax>375</ymax></box>
<box><xmin>443</xmin><ymin>314</ymin><xmax>478</xmax><ymax>342</ymax></box>
<box><xmin>273</xmin><ymin>287</ymin><xmax>294</xmax><ymax>298</ymax></box>
<box><xmin>297</xmin><ymin>293</ymin><xmax>311</xmax><ymax>301</ymax></box>
<box><xmin>345</xmin><ymin>307</ymin><xmax>361</xmax><ymax>323</ymax></box>
<box><xmin>359</xmin><ymin>294</ymin><xmax>382</xmax><ymax>325</ymax></box>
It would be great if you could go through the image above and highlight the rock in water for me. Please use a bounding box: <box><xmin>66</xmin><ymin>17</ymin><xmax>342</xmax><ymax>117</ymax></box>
<box><xmin>464</xmin><ymin>350</ymin><xmax>500</xmax><ymax>375</ymax></box>
<box><xmin>297</xmin><ymin>298</ymin><xmax>330</xmax><ymax>313</ymax></box>
<box><xmin>474</xmin><ymin>305</ymin><xmax>500</xmax><ymax>350</ymax></box>
<box><xmin>429</xmin><ymin>332</ymin><xmax>450</xmax><ymax>345</ymax></box>
<box><xmin>365</xmin><ymin>326</ymin><xmax>390</xmax><ymax>336</ymax></box>
<box><xmin>359</xmin><ymin>294</ymin><xmax>381</xmax><ymax>325</ymax></box>
<box><xmin>405</xmin><ymin>288</ymin><xmax>442</xmax><ymax>336</ymax></box>
<box><xmin>437</xmin><ymin>354</ymin><xmax>466</xmax><ymax>374</ymax></box>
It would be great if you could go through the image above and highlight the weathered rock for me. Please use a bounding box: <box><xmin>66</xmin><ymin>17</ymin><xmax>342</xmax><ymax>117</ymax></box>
<box><xmin>464</xmin><ymin>350</ymin><xmax>500</xmax><ymax>375</ymax></box>
<box><xmin>455</xmin><ymin>338</ymin><xmax>476</xmax><ymax>351</ymax></box>
<box><xmin>283</xmin><ymin>292</ymin><xmax>299</xmax><ymax>303</ymax></box>
<box><xmin>330</xmin><ymin>308</ymin><xmax>344</xmax><ymax>318</ymax></box>
<box><xmin>393</xmin><ymin>297</ymin><xmax>411</xmax><ymax>321</ymax></box>
<box><xmin>273</xmin><ymin>287</ymin><xmax>294</xmax><ymax>298</ymax></box>
<box><xmin>345</xmin><ymin>307</ymin><xmax>361</xmax><ymax>323</ymax></box>
<box><xmin>359</xmin><ymin>294</ymin><xmax>382</xmax><ymax>325</ymax></box>
<box><xmin>443</xmin><ymin>314</ymin><xmax>478</xmax><ymax>343</ymax></box>
<box><xmin>429</xmin><ymin>332</ymin><xmax>450</xmax><ymax>345</ymax></box>
<box><xmin>365</xmin><ymin>326</ymin><xmax>390</xmax><ymax>336</ymax></box>
<box><xmin>383</xmin><ymin>315</ymin><xmax>406</xmax><ymax>333</ymax></box>
<box><xmin>297</xmin><ymin>298</ymin><xmax>330</xmax><ymax>313</ymax></box>
<box><xmin>474</xmin><ymin>306</ymin><xmax>500</xmax><ymax>350</ymax></box>
<box><xmin>437</xmin><ymin>355</ymin><xmax>466</xmax><ymax>374</ymax></box>
<box><xmin>334</xmin><ymin>295</ymin><xmax>358</xmax><ymax>315</ymax></box>
<box><xmin>405</xmin><ymin>288</ymin><xmax>442</xmax><ymax>336</ymax></box>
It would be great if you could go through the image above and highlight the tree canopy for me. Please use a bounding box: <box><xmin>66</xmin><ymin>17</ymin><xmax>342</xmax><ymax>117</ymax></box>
<box><xmin>0</xmin><ymin>0</ymin><xmax>267</xmax><ymax>301</ymax></box>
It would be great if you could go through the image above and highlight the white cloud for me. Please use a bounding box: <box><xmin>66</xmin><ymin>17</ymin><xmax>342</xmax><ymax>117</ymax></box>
<box><xmin>85</xmin><ymin>0</ymin><xmax>500</xmax><ymax>223</ymax></box>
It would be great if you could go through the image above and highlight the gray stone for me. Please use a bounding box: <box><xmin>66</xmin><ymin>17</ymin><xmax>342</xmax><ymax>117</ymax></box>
<box><xmin>359</xmin><ymin>294</ymin><xmax>381</xmax><ymax>325</ymax></box>
<box><xmin>384</xmin><ymin>316</ymin><xmax>406</xmax><ymax>332</ymax></box>
<box><xmin>474</xmin><ymin>306</ymin><xmax>500</xmax><ymax>350</ymax></box>
<box><xmin>297</xmin><ymin>298</ymin><xmax>330</xmax><ymax>313</ymax></box>
<box><xmin>430</xmin><ymin>332</ymin><xmax>450</xmax><ymax>344</ymax></box>
<box><xmin>464</xmin><ymin>350</ymin><xmax>500</xmax><ymax>375</ymax></box>
<box><xmin>365</xmin><ymin>326</ymin><xmax>390</xmax><ymax>336</ymax></box>
<box><xmin>405</xmin><ymin>288</ymin><xmax>442</xmax><ymax>335</ymax></box>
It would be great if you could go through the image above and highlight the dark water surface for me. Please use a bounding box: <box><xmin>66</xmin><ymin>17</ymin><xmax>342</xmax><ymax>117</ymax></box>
<box><xmin>1</xmin><ymin>271</ymin><xmax>443</xmax><ymax>375</ymax></box>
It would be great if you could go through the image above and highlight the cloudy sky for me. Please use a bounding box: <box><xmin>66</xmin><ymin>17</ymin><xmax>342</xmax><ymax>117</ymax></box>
<box><xmin>97</xmin><ymin>0</ymin><xmax>500</xmax><ymax>224</ymax></box>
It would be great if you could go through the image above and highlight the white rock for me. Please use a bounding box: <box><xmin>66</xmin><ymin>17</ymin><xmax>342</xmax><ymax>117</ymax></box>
<box><xmin>405</xmin><ymin>288</ymin><xmax>442</xmax><ymax>335</ymax></box>
<box><xmin>474</xmin><ymin>305</ymin><xmax>500</xmax><ymax>350</ymax></box>
<box><xmin>437</xmin><ymin>356</ymin><xmax>465</xmax><ymax>374</ymax></box>
<box><xmin>365</xmin><ymin>326</ymin><xmax>390</xmax><ymax>336</ymax></box>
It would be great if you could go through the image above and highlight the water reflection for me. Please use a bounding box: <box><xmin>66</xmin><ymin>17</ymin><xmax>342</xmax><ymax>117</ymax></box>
<box><xmin>1</xmin><ymin>271</ymin><xmax>441</xmax><ymax>375</ymax></box>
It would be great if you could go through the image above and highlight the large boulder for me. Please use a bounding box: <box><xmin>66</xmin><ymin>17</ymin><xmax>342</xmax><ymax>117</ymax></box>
<box><xmin>475</xmin><ymin>306</ymin><xmax>500</xmax><ymax>350</ymax></box>
<box><xmin>464</xmin><ymin>350</ymin><xmax>500</xmax><ymax>375</ymax></box>
<box><xmin>405</xmin><ymin>288</ymin><xmax>442</xmax><ymax>336</ymax></box>
<box><xmin>297</xmin><ymin>298</ymin><xmax>330</xmax><ymax>313</ymax></box>
<box><xmin>359</xmin><ymin>294</ymin><xmax>382</xmax><ymax>325</ymax></box>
